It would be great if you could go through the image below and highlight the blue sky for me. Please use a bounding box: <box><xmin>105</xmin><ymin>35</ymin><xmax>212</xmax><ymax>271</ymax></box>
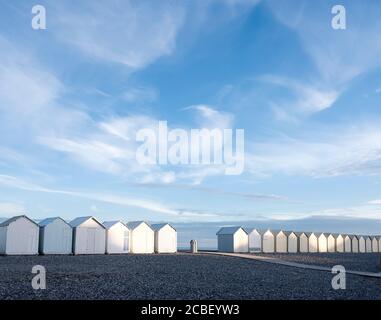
<box><xmin>1</xmin><ymin>0</ymin><xmax>381</xmax><ymax>229</ymax></box>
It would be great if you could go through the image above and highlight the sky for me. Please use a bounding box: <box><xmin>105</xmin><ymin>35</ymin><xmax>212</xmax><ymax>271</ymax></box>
<box><xmin>1</xmin><ymin>0</ymin><xmax>381</xmax><ymax>236</ymax></box>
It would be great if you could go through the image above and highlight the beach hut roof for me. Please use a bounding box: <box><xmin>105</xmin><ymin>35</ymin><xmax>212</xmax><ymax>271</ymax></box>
<box><xmin>126</xmin><ymin>221</ymin><xmax>151</xmax><ymax>230</ymax></box>
<box><xmin>70</xmin><ymin>216</ymin><xmax>105</xmax><ymax>228</ymax></box>
<box><xmin>216</xmin><ymin>226</ymin><xmax>247</xmax><ymax>235</ymax></box>
<box><xmin>0</xmin><ymin>215</ymin><xmax>38</xmax><ymax>227</ymax></box>
<box><xmin>244</xmin><ymin>227</ymin><xmax>262</xmax><ymax>234</ymax></box>
<box><xmin>39</xmin><ymin>217</ymin><xmax>69</xmax><ymax>227</ymax></box>
<box><xmin>151</xmin><ymin>223</ymin><xmax>176</xmax><ymax>232</ymax></box>
<box><xmin>102</xmin><ymin>220</ymin><xmax>127</xmax><ymax>230</ymax></box>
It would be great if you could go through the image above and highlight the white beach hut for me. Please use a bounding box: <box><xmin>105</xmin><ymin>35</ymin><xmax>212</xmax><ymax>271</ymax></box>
<box><xmin>70</xmin><ymin>216</ymin><xmax>106</xmax><ymax>255</ymax></box>
<box><xmin>103</xmin><ymin>221</ymin><xmax>130</xmax><ymax>254</ymax></box>
<box><xmin>297</xmin><ymin>232</ymin><xmax>309</xmax><ymax>253</ymax></box>
<box><xmin>308</xmin><ymin>233</ymin><xmax>318</xmax><ymax>253</ymax></box>
<box><xmin>344</xmin><ymin>235</ymin><xmax>352</xmax><ymax>253</ymax></box>
<box><xmin>39</xmin><ymin>217</ymin><xmax>72</xmax><ymax>255</ymax></box>
<box><xmin>151</xmin><ymin>223</ymin><xmax>177</xmax><ymax>253</ymax></box>
<box><xmin>275</xmin><ymin>230</ymin><xmax>288</xmax><ymax>253</ymax></box>
<box><xmin>378</xmin><ymin>237</ymin><xmax>381</xmax><ymax>253</ymax></box>
<box><xmin>126</xmin><ymin>221</ymin><xmax>155</xmax><ymax>254</ymax></box>
<box><xmin>262</xmin><ymin>229</ymin><xmax>275</xmax><ymax>253</ymax></box>
<box><xmin>0</xmin><ymin>215</ymin><xmax>39</xmax><ymax>255</ymax></box>
<box><xmin>285</xmin><ymin>231</ymin><xmax>298</xmax><ymax>253</ymax></box>
<box><xmin>358</xmin><ymin>235</ymin><xmax>366</xmax><ymax>253</ymax></box>
<box><xmin>350</xmin><ymin>235</ymin><xmax>359</xmax><ymax>253</ymax></box>
<box><xmin>327</xmin><ymin>234</ymin><xmax>336</xmax><ymax>253</ymax></box>
<box><xmin>318</xmin><ymin>233</ymin><xmax>328</xmax><ymax>253</ymax></box>
<box><xmin>335</xmin><ymin>234</ymin><xmax>344</xmax><ymax>253</ymax></box>
<box><xmin>365</xmin><ymin>236</ymin><xmax>372</xmax><ymax>253</ymax></box>
<box><xmin>216</xmin><ymin>226</ymin><xmax>248</xmax><ymax>253</ymax></box>
<box><xmin>371</xmin><ymin>236</ymin><xmax>379</xmax><ymax>253</ymax></box>
<box><xmin>246</xmin><ymin>228</ymin><xmax>262</xmax><ymax>252</ymax></box>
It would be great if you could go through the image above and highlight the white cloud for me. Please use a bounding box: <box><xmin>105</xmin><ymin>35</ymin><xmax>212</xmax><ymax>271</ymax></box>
<box><xmin>53</xmin><ymin>1</ymin><xmax>185</xmax><ymax>69</ymax></box>
<box><xmin>121</xmin><ymin>87</ymin><xmax>158</xmax><ymax>103</ymax></box>
<box><xmin>267</xmin><ymin>1</ymin><xmax>381</xmax><ymax>84</ymax></box>
<box><xmin>246</xmin><ymin>124</ymin><xmax>381</xmax><ymax>177</ymax></box>
<box><xmin>0</xmin><ymin>174</ymin><xmax>234</xmax><ymax>219</ymax></box>
<box><xmin>260</xmin><ymin>75</ymin><xmax>340</xmax><ymax>116</ymax></box>
<box><xmin>0</xmin><ymin>202</ymin><xmax>25</xmax><ymax>216</ymax></box>
<box><xmin>368</xmin><ymin>200</ymin><xmax>381</xmax><ymax>205</ymax></box>
<box><xmin>0</xmin><ymin>37</ymin><xmax>62</xmax><ymax>115</ymax></box>
<box><xmin>184</xmin><ymin>104</ymin><xmax>234</xmax><ymax>129</ymax></box>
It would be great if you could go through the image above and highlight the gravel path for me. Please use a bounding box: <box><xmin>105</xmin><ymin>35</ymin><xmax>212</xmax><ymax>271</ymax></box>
<box><xmin>0</xmin><ymin>253</ymin><xmax>380</xmax><ymax>300</ymax></box>
<box><xmin>256</xmin><ymin>253</ymin><xmax>381</xmax><ymax>273</ymax></box>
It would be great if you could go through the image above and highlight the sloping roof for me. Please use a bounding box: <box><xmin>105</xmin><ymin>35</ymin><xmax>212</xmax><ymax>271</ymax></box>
<box><xmin>0</xmin><ymin>215</ymin><xmax>38</xmax><ymax>227</ymax></box>
<box><xmin>39</xmin><ymin>217</ymin><xmax>69</xmax><ymax>227</ymax></box>
<box><xmin>69</xmin><ymin>216</ymin><xmax>105</xmax><ymax>228</ymax></box>
<box><xmin>216</xmin><ymin>226</ymin><xmax>246</xmax><ymax>235</ymax></box>
<box><xmin>244</xmin><ymin>227</ymin><xmax>262</xmax><ymax>235</ymax></box>
<box><xmin>349</xmin><ymin>235</ymin><xmax>358</xmax><ymax>240</ymax></box>
<box><xmin>306</xmin><ymin>232</ymin><xmax>315</xmax><ymax>237</ymax></box>
<box><xmin>102</xmin><ymin>221</ymin><xmax>128</xmax><ymax>230</ymax></box>
<box><xmin>126</xmin><ymin>221</ymin><xmax>151</xmax><ymax>230</ymax></box>
<box><xmin>295</xmin><ymin>232</ymin><xmax>307</xmax><ymax>237</ymax></box>
<box><xmin>283</xmin><ymin>231</ymin><xmax>296</xmax><ymax>237</ymax></box>
<box><xmin>151</xmin><ymin>223</ymin><xmax>176</xmax><ymax>232</ymax></box>
<box><xmin>317</xmin><ymin>233</ymin><xmax>330</xmax><ymax>237</ymax></box>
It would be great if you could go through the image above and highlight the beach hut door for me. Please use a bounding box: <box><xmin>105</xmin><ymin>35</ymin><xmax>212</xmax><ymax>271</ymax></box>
<box><xmin>123</xmin><ymin>230</ymin><xmax>129</xmax><ymax>252</ymax></box>
<box><xmin>86</xmin><ymin>229</ymin><xmax>96</xmax><ymax>252</ymax></box>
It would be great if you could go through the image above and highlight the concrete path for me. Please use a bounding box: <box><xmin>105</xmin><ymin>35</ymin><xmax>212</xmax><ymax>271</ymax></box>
<box><xmin>203</xmin><ymin>251</ymin><xmax>381</xmax><ymax>279</ymax></box>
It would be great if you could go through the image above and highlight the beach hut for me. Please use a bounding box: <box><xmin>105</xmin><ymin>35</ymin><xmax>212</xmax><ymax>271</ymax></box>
<box><xmin>103</xmin><ymin>221</ymin><xmax>130</xmax><ymax>254</ymax></box>
<box><xmin>246</xmin><ymin>228</ymin><xmax>262</xmax><ymax>252</ymax></box>
<box><xmin>297</xmin><ymin>232</ymin><xmax>308</xmax><ymax>253</ymax></box>
<box><xmin>275</xmin><ymin>230</ymin><xmax>288</xmax><ymax>253</ymax></box>
<box><xmin>151</xmin><ymin>223</ymin><xmax>177</xmax><ymax>253</ymax></box>
<box><xmin>262</xmin><ymin>229</ymin><xmax>275</xmax><ymax>253</ymax></box>
<box><xmin>70</xmin><ymin>216</ymin><xmax>106</xmax><ymax>255</ymax></box>
<box><xmin>350</xmin><ymin>235</ymin><xmax>359</xmax><ymax>253</ymax></box>
<box><xmin>327</xmin><ymin>234</ymin><xmax>336</xmax><ymax>253</ymax></box>
<box><xmin>378</xmin><ymin>237</ymin><xmax>381</xmax><ymax>253</ymax></box>
<box><xmin>358</xmin><ymin>235</ymin><xmax>366</xmax><ymax>253</ymax></box>
<box><xmin>335</xmin><ymin>234</ymin><xmax>344</xmax><ymax>253</ymax></box>
<box><xmin>0</xmin><ymin>215</ymin><xmax>39</xmax><ymax>255</ymax></box>
<box><xmin>344</xmin><ymin>235</ymin><xmax>352</xmax><ymax>253</ymax></box>
<box><xmin>39</xmin><ymin>217</ymin><xmax>72</xmax><ymax>255</ymax></box>
<box><xmin>365</xmin><ymin>236</ymin><xmax>372</xmax><ymax>253</ymax></box>
<box><xmin>371</xmin><ymin>236</ymin><xmax>379</xmax><ymax>253</ymax></box>
<box><xmin>308</xmin><ymin>233</ymin><xmax>318</xmax><ymax>253</ymax></box>
<box><xmin>126</xmin><ymin>221</ymin><xmax>155</xmax><ymax>254</ymax></box>
<box><xmin>216</xmin><ymin>226</ymin><xmax>248</xmax><ymax>253</ymax></box>
<box><xmin>285</xmin><ymin>231</ymin><xmax>298</xmax><ymax>253</ymax></box>
<box><xmin>318</xmin><ymin>233</ymin><xmax>328</xmax><ymax>253</ymax></box>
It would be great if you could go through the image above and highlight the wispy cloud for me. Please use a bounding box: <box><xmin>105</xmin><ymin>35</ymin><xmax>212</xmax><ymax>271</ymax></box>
<box><xmin>260</xmin><ymin>75</ymin><xmax>340</xmax><ymax>116</ymax></box>
<box><xmin>0</xmin><ymin>174</ymin><xmax>239</xmax><ymax>219</ymax></box>
<box><xmin>267</xmin><ymin>0</ymin><xmax>381</xmax><ymax>84</ymax></box>
<box><xmin>52</xmin><ymin>1</ymin><xmax>185</xmax><ymax>69</ymax></box>
<box><xmin>184</xmin><ymin>104</ymin><xmax>234</xmax><ymax>129</ymax></box>
<box><xmin>246</xmin><ymin>123</ymin><xmax>381</xmax><ymax>177</ymax></box>
<box><xmin>0</xmin><ymin>202</ymin><xmax>25</xmax><ymax>216</ymax></box>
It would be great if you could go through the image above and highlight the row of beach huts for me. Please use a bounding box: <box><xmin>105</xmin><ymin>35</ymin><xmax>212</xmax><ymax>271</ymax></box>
<box><xmin>217</xmin><ymin>227</ymin><xmax>381</xmax><ymax>253</ymax></box>
<box><xmin>0</xmin><ymin>215</ymin><xmax>177</xmax><ymax>255</ymax></box>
